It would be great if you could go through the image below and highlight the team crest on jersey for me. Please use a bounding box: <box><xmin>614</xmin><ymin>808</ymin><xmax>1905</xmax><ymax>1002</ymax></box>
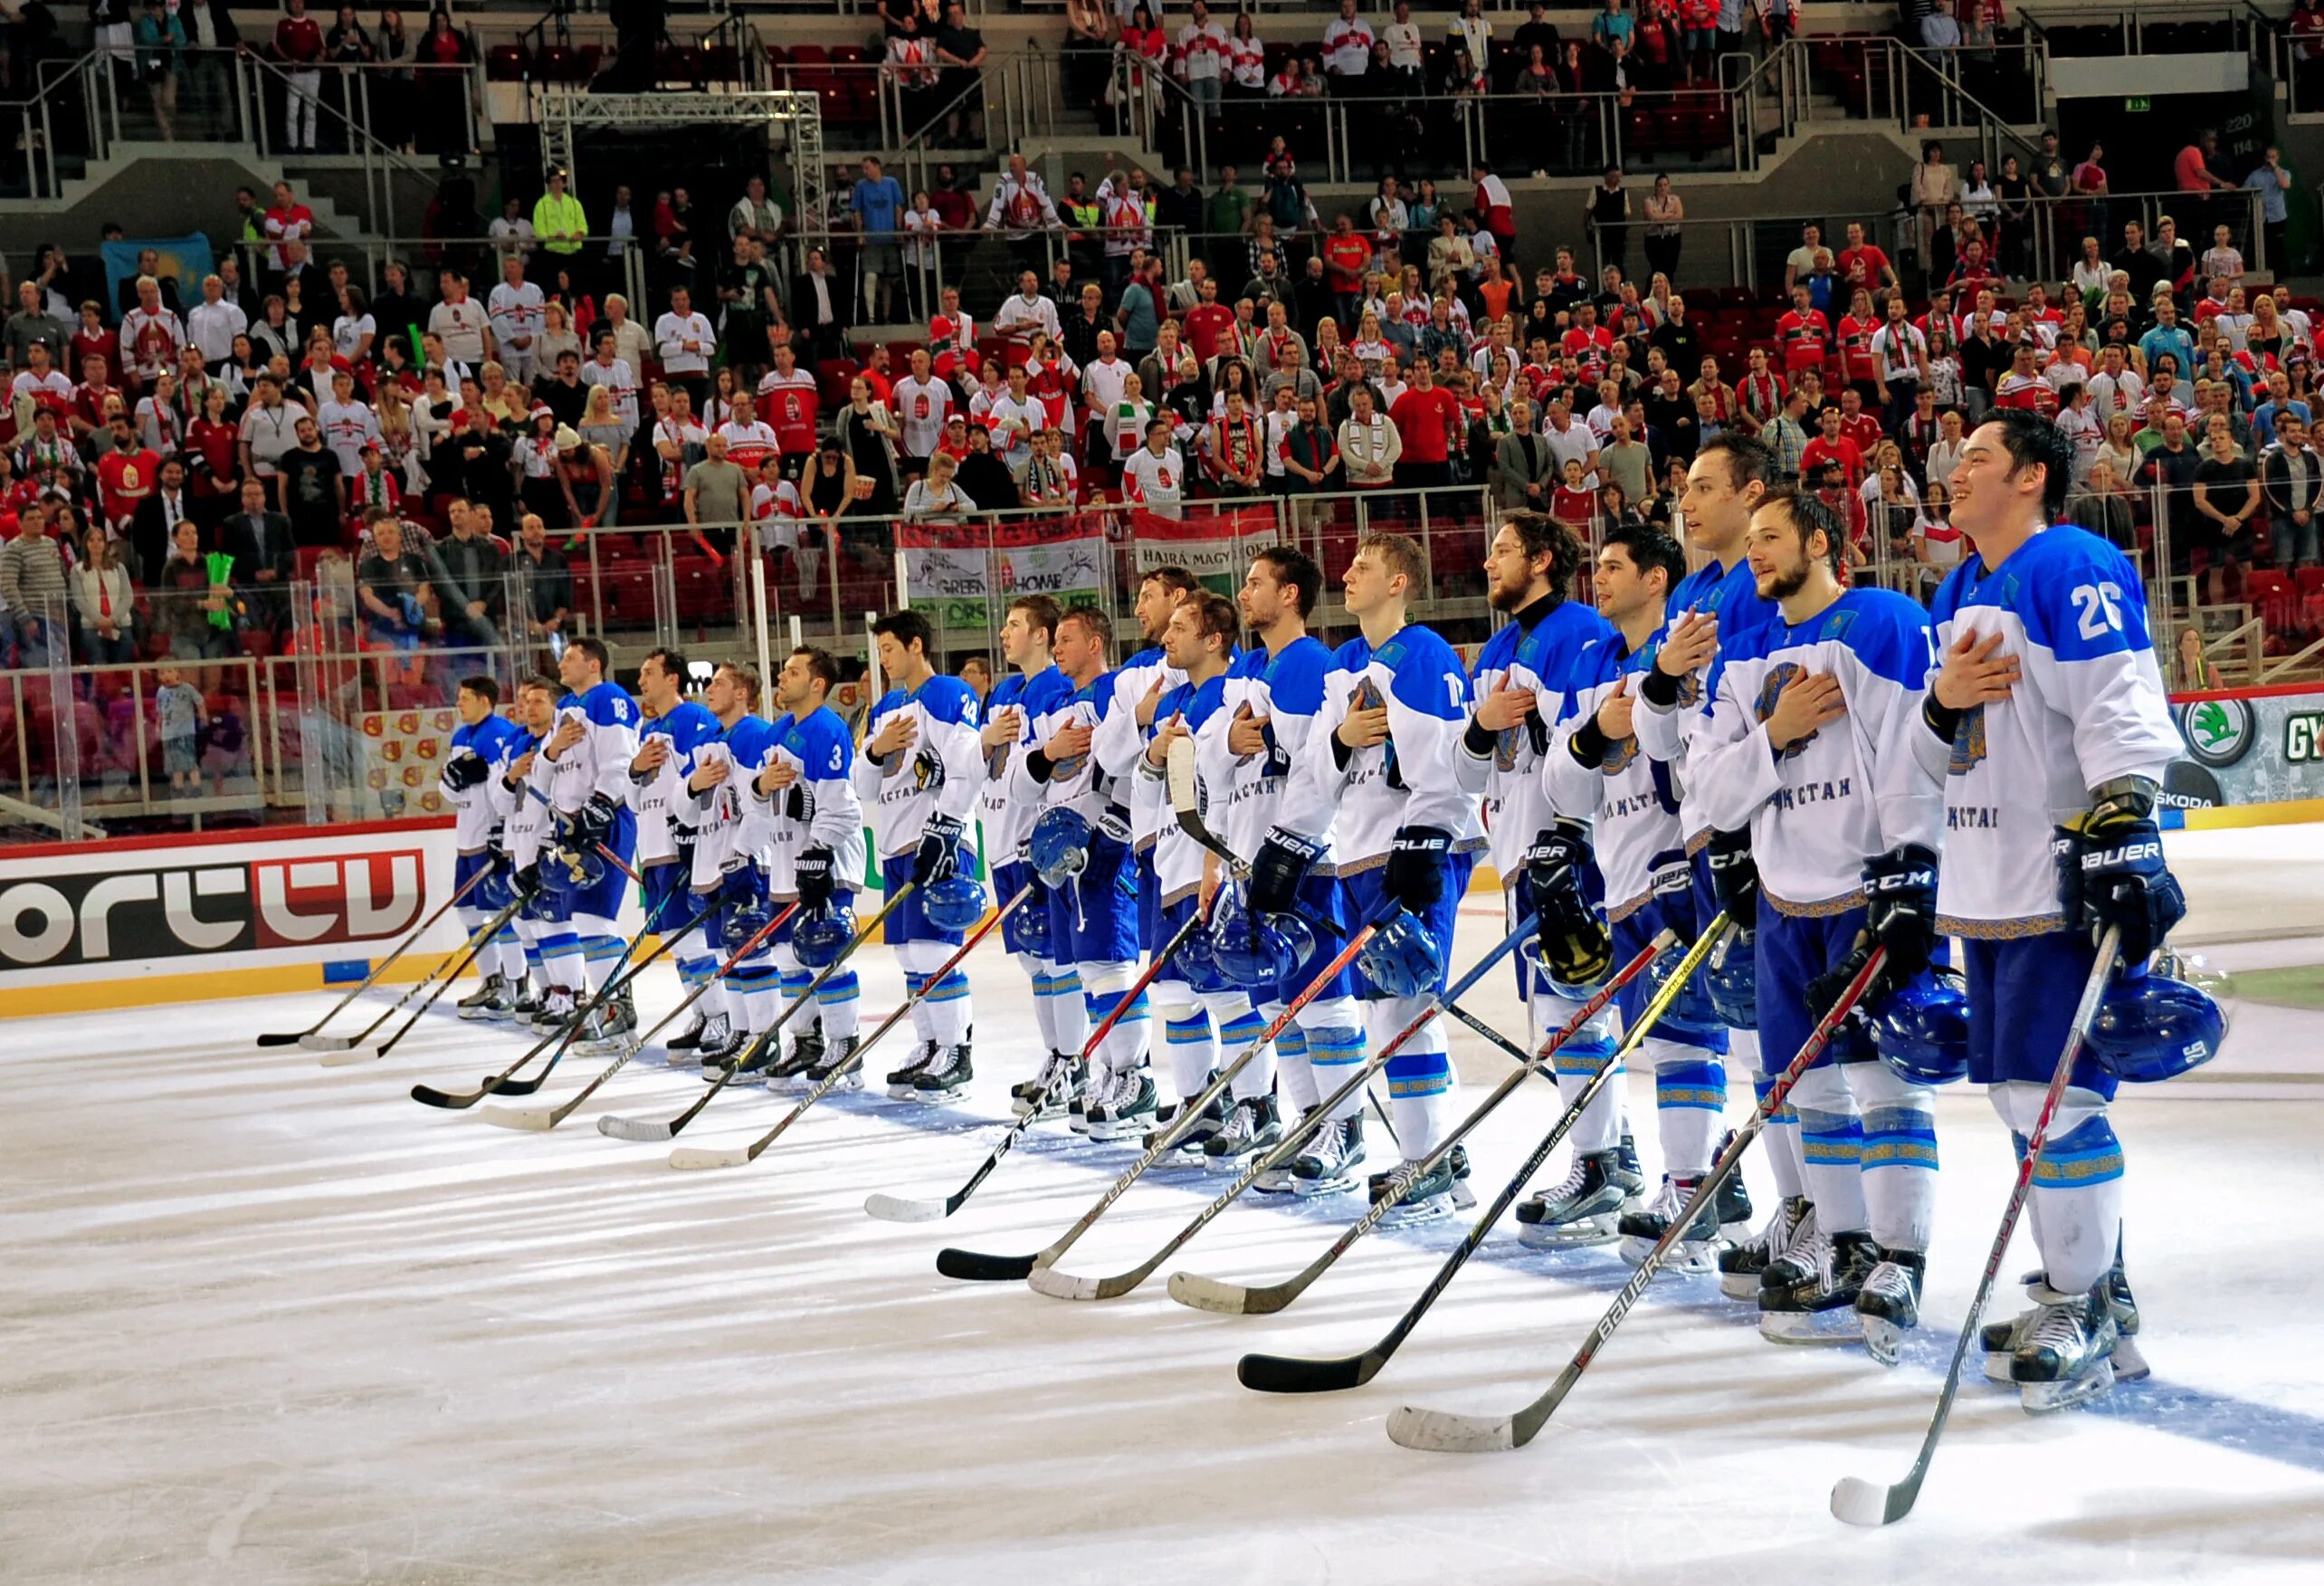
<box><xmin>1948</xmin><ymin>703</ymin><xmax>1988</xmax><ymax>777</ymax></box>
<box><xmin>1599</xmin><ymin>728</ymin><xmax>1641</xmax><ymax>776</ymax></box>
<box><xmin>1493</xmin><ymin>721</ymin><xmax>1523</xmax><ymax>773</ymax></box>
<box><xmin>985</xmin><ymin>738</ymin><xmax>1009</xmax><ymax>780</ymax></box>
<box><xmin>1753</xmin><ymin>661</ymin><xmax>1821</xmax><ymax>762</ymax></box>
<box><xmin>1348</xmin><ymin>675</ymin><xmax>1403</xmax><ymax>787</ymax></box>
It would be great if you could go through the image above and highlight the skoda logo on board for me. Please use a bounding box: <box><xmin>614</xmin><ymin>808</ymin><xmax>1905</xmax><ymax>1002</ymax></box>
<box><xmin>2178</xmin><ymin>697</ymin><xmax>2254</xmax><ymax>769</ymax></box>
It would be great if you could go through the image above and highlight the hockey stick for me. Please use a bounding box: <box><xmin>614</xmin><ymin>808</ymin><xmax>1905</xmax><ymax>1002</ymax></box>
<box><xmin>477</xmin><ymin>900</ymin><xmax>804</xmax><ymax>1131</ymax></box>
<box><xmin>595</xmin><ymin>884</ymin><xmax>916</xmax><ymax>1144</ymax></box>
<box><xmin>1022</xmin><ymin>916</ymin><xmax>1535</xmax><ymax>1301</ymax></box>
<box><xmin>667</xmin><ymin>883</ymin><xmax>1036</xmax><ymax>1170</ymax></box>
<box><xmin>932</xmin><ymin>901</ymin><xmax>1390</xmax><ymax>1281</ymax></box>
<box><xmin>1385</xmin><ymin>941</ymin><xmax>1890</xmax><ymax>1454</ymax></box>
<box><xmin>1831</xmin><ymin>927</ymin><xmax>2122</xmax><ymax>1528</ymax></box>
<box><xmin>864</xmin><ymin>888</ymin><xmax>1212</xmax><ymax>1223</ymax></box>
<box><xmin>1170</xmin><ymin>932</ymin><xmax>1666</xmax><ymax>1321</ymax></box>
<box><xmin>312</xmin><ymin>890</ymin><xmax>533</xmax><ymax>1065</ymax></box>
<box><xmin>262</xmin><ymin>861</ymin><xmax>493</xmax><ymax>1047</ymax></box>
<box><xmin>408</xmin><ymin>889</ymin><xmax>711</xmax><ymax>1107</ymax></box>
<box><xmin>1232</xmin><ymin>923</ymin><xmax>1713</xmax><ymax>1388</ymax></box>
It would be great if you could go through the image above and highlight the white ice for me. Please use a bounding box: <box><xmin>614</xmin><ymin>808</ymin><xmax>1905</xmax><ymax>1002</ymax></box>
<box><xmin>4</xmin><ymin>827</ymin><xmax>2323</xmax><ymax>1584</ymax></box>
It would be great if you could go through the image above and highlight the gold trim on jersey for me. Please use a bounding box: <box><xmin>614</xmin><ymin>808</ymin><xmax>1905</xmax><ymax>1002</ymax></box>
<box><xmin>1937</xmin><ymin>912</ymin><xmax>2069</xmax><ymax>940</ymax></box>
<box><xmin>1161</xmin><ymin>879</ymin><xmax>1203</xmax><ymax>909</ymax></box>
<box><xmin>1685</xmin><ymin>828</ymin><xmax>1710</xmax><ymax>856</ymax></box>
<box><xmin>1608</xmin><ymin>887</ymin><xmax>1654</xmax><ymax>925</ymax></box>
<box><xmin>1766</xmin><ymin>887</ymin><xmax>1867</xmax><ymax>918</ymax></box>
<box><xmin>1337</xmin><ymin>852</ymin><xmax>1389</xmax><ymax>876</ymax></box>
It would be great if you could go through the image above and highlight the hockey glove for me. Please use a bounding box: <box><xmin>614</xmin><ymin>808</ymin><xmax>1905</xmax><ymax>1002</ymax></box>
<box><xmin>1250</xmin><ymin>827</ymin><xmax>1326</xmax><ymax>917</ymax></box>
<box><xmin>511</xmin><ymin>859</ymin><xmax>541</xmax><ymax>899</ymax></box>
<box><xmin>1384</xmin><ymin>825</ymin><xmax>1452</xmax><ymax>912</ymax></box>
<box><xmin>2061</xmin><ymin>779</ymin><xmax>2186</xmax><ymax>961</ymax></box>
<box><xmin>1804</xmin><ymin>932</ymin><xmax>1879</xmax><ymax>1031</ymax></box>
<box><xmin>913</xmin><ymin>813</ymin><xmax>967</xmax><ymax>886</ymax></box>
<box><xmin>1705</xmin><ymin>826</ymin><xmax>1758</xmax><ymax>931</ymax></box>
<box><xmin>1527</xmin><ymin>820</ymin><xmax>1613</xmax><ymax>987</ymax></box>
<box><xmin>1861</xmin><ymin>842</ymin><xmax>1939</xmax><ymax>979</ymax></box>
<box><xmin>1647</xmin><ymin>846</ymin><xmax>1698</xmax><ymax>941</ymax></box>
<box><xmin>442</xmin><ymin>750</ymin><xmax>490</xmax><ymax>792</ymax></box>
<box><xmin>572</xmin><ymin>791</ymin><xmax>618</xmax><ymax>848</ymax></box>
<box><xmin>796</xmin><ymin>846</ymin><xmax>836</xmax><ymax>909</ymax></box>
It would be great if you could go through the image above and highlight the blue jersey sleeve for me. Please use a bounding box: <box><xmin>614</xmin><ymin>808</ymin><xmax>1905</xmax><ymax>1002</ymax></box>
<box><xmin>1267</xmin><ymin>637</ymin><xmax>1331</xmax><ymax>718</ymax></box>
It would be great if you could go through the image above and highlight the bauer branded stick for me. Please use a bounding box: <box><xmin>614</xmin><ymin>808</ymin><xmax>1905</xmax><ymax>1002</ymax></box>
<box><xmin>666</xmin><ymin>884</ymin><xmax>1037</xmax><ymax>1170</ymax></box>
<box><xmin>477</xmin><ymin>901</ymin><xmax>803</xmax><ymax>1131</ymax></box>
<box><xmin>1386</xmin><ymin>942</ymin><xmax>1891</xmax><ymax>1454</ymax></box>
<box><xmin>863</xmin><ymin>889</ymin><xmax>1214</xmax><ymax>1222</ymax></box>
<box><xmin>408</xmin><ymin>889</ymin><xmax>712</xmax><ymax>1107</ymax></box>
<box><xmin>1830</xmin><ymin>927</ymin><xmax>2122</xmax><ymax>1529</ymax></box>
<box><xmin>1020</xmin><ymin>916</ymin><xmax>1535</xmax><ymax>1302</ymax></box>
<box><xmin>1170</xmin><ymin>932</ymin><xmax>1668</xmax><ymax>1321</ymax></box>
<box><xmin>595</xmin><ymin>884</ymin><xmax>915</xmax><ymax>1143</ymax></box>
<box><xmin>930</xmin><ymin>905</ymin><xmax>1395</xmax><ymax>1285</ymax></box>
<box><xmin>312</xmin><ymin>888</ymin><xmax>534</xmax><ymax>1065</ymax></box>
<box><xmin>264</xmin><ymin>861</ymin><xmax>494</xmax><ymax>1047</ymax></box>
<box><xmin>1233</xmin><ymin>924</ymin><xmax>1712</xmax><ymax>1388</ymax></box>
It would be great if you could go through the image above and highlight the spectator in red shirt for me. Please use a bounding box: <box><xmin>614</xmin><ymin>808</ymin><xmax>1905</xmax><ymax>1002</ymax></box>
<box><xmin>1835</xmin><ymin>287</ymin><xmax>1881</xmax><ymax>402</ymax></box>
<box><xmin>1320</xmin><ymin>214</ymin><xmax>1373</xmax><ymax>329</ymax></box>
<box><xmin>1776</xmin><ymin>283</ymin><xmax>1831</xmax><ymax>380</ymax></box>
<box><xmin>71</xmin><ymin>302</ymin><xmax>118</xmax><ymax>389</ymax></box>
<box><xmin>1798</xmin><ymin>406</ymin><xmax>1864</xmax><ymax>492</ymax></box>
<box><xmin>1835</xmin><ymin>220</ymin><xmax>1899</xmax><ymax>296</ymax></box>
<box><xmin>1387</xmin><ymin>359</ymin><xmax>1462</xmax><ymax>500</ymax></box>
<box><xmin>95</xmin><ymin>415</ymin><xmax>164</xmax><ymax>534</ymax></box>
<box><xmin>1549</xmin><ymin>456</ymin><xmax>1596</xmax><ymax>530</ymax></box>
<box><xmin>1181</xmin><ymin>275</ymin><xmax>1237</xmax><ymax>365</ymax></box>
<box><xmin>1835</xmin><ymin>387</ymin><xmax>1882</xmax><ymax>456</ymax></box>
<box><xmin>272</xmin><ymin>0</ymin><xmax>328</xmax><ymax>153</ymax></box>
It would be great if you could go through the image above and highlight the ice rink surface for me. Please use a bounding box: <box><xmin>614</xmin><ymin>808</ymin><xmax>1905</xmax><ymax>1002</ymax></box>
<box><xmin>5</xmin><ymin>827</ymin><xmax>2323</xmax><ymax>1585</ymax></box>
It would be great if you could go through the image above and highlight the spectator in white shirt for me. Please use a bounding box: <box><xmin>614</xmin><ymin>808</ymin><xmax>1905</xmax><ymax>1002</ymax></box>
<box><xmin>993</xmin><ymin>270</ymin><xmax>1063</xmax><ymax>347</ymax></box>
<box><xmin>1120</xmin><ymin>416</ymin><xmax>1188</xmax><ymax>516</ymax></box>
<box><xmin>316</xmin><ymin>368</ymin><xmax>380</xmax><ymax>477</ymax></box>
<box><xmin>426</xmin><ymin>270</ymin><xmax>494</xmax><ymax>367</ymax></box>
<box><xmin>579</xmin><ymin>329</ymin><xmax>641</xmax><ymax>433</ymax></box>
<box><xmin>1321</xmin><ymin>0</ymin><xmax>1375</xmax><ymax>92</ymax></box>
<box><xmin>1379</xmin><ymin>0</ymin><xmax>1424</xmax><ymax>93</ymax></box>
<box><xmin>185</xmin><ymin>274</ymin><xmax>247</xmax><ymax>372</ymax></box>
<box><xmin>1176</xmin><ymin>0</ymin><xmax>1228</xmax><ymax>119</ymax></box>
<box><xmin>653</xmin><ymin>285</ymin><xmax>716</xmax><ymax>412</ymax></box>
<box><xmin>486</xmin><ymin>254</ymin><xmax>547</xmax><ymax>387</ymax></box>
<box><xmin>487</xmin><ymin>197</ymin><xmax>535</xmax><ymax>263</ymax></box>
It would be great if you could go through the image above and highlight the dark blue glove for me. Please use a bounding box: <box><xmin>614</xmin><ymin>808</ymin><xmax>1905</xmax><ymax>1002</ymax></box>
<box><xmin>2062</xmin><ymin>812</ymin><xmax>2185</xmax><ymax>962</ymax></box>
<box><xmin>914</xmin><ymin>813</ymin><xmax>966</xmax><ymax>885</ymax></box>
<box><xmin>1647</xmin><ymin>846</ymin><xmax>1696</xmax><ymax>940</ymax></box>
<box><xmin>572</xmin><ymin>791</ymin><xmax>617</xmax><ymax>848</ymax></box>
<box><xmin>1706</xmin><ymin>826</ymin><xmax>1758</xmax><ymax>931</ymax></box>
<box><xmin>1385</xmin><ymin>825</ymin><xmax>1452</xmax><ymax>912</ymax></box>
<box><xmin>1527</xmin><ymin>820</ymin><xmax>1612</xmax><ymax>987</ymax></box>
<box><xmin>796</xmin><ymin>846</ymin><xmax>835</xmax><ymax>909</ymax></box>
<box><xmin>1862</xmin><ymin>842</ymin><xmax>1939</xmax><ymax>978</ymax></box>
<box><xmin>442</xmin><ymin>751</ymin><xmax>490</xmax><ymax>792</ymax></box>
<box><xmin>1250</xmin><ymin>827</ymin><xmax>1324</xmax><ymax>916</ymax></box>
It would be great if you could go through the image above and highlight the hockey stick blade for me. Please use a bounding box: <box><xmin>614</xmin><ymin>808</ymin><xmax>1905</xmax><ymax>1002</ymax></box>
<box><xmin>314</xmin><ymin>1046</ymin><xmax>381</xmax><ymax>1068</ymax></box>
<box><xmin>862</xmin><ymin>1191</ymin><xmax>948</xmax><ymax>1223</ymax></box>
<box><xmin>255</xmin><ymin>1033</ymin><xmax>307</xmax><ymax>1047</ymax></box>
<box><xmin>667</xmin><ymin>1142</ymin><xmax>755</xmax><ymax>1170</ymax></box>
<box><xmin>1163</xmin><ymin>1271</ymin><xmax>1275</xmax><ymax>1315</ymax></box>
<box><xmin>1830</xmin><ymin>1475</ymin><xmax>1915</xmax><ymax>1529</ymax></box>
<box><xmin>476</xmin><ymin>1104</ymin><xmax>557</xmax><ymax>1132</ymax></box>
<box><xmin>1237</xmin><ymin>1346</ymin><xmax>1384</xmax><ymax>1394</ymax></box>
<box><xmin>1383</xmin><ymin>1406</ymin><xmax>1520</xmax><ymax>1454</ymax></box>
<box><xmin>300</xmin><ymin>1034</ymin><xmax>362</xmax><ymax>1052</ymax></box>
<box><xmin>1025</xmin><ymin>1264</ymin><xmax>1131</xmax><ymax>1302</ymax></box>
<box><xmin>935</xmin><ymin>1247</ymin><xmax>1038</xmax><ymax>1281</ymax></box>
<box><xmin>409</xmin><ymin>1076</ymin><xmax>505</xmax><ymax>1109</ymax></box>
<box><xmin>596</xmin><ymin>1113</ymin><xmax>677</xmax><ymax>1143</ymax></box>
<box><xmin>487</xmin><ymin>1066</ymin><xmax>555</xmax><ymax>1096</ymax></box>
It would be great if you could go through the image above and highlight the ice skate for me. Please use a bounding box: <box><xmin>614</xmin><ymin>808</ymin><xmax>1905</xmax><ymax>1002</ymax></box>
<box><xmin>1516</xmin><ymin>1151</ymin><xmax>1633</xmax><ymax>1249</ymax></box>
<box><xmin>1758</xmin><ymin>1228</ymin><xmax>1878</xmax><ymax>1343</ymax></box>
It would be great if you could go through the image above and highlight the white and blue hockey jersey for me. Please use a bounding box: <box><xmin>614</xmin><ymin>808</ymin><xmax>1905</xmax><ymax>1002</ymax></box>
<box><xmin>1633</xmin><ymin>554</ymin><xmax>1783</xmax><ymax>848</ymax></box>
<box><xmin>854</xmin><ymin>675</ymin><xmax>985</xmax><ymax>862</ymax></box>
<box><xmin>1911</xmin><ymin>525</ymin><xmax>2182</xmax><ymax>936</ymax></box>
<box><xmin>630</xmin><ymin>698</ymin><xmax>720</xmax><ymax>866</ymax></box>
<box><xmin>756</xmin><ymin>703</ymin><xmax>868</xmax><ymax>896</ymax></box>
<box><xmin>443</xmin><ymin>713</ymin><xmax>524</xmax><ymax>854</ymax></box>
<box><xmin>544</xmin><ymin>679</ymin><xmax>642</xmax><ymax>816</ymax></box>
<box><xmin>981</xmin><ymin>664</ymin><xmax>1076</xmax><ymax>866</ymax></box>
<box><xmin>689</xmin><ymin>712</ymin><xmax>782</xmax><ymax>891</ymax></box>
<box><xmin>1687</xmin><ymin>588</ymin><xmax>1944</xmax><ymax>912</ymax></box>
<box><xmin>1216</xmin><ymin>635</ymin><xmax>1338</xmax><ymax>869</ymax></box>
<box><xmin>1093</xmin><ymin>644</ymin><xmax>1186</xmax><ymax>859</ymax></box>
<box><xmin>1139</xmin><ymin>669</ymin><xmax>1233</xmax><ymax>910</ymax></box>
<box><xmin>490</xmin><ymin>728</ymin><xmax>552</xmax><ymax>871</ymax></box>
<box><xmin>1007</xmin><ymin>666</ymin><xmax>1121</xmax><ymax>827</ymax></box>
<box><xmin>1455</xmin><ymin>597</ymin><xmax>1614</xmax><ymax>880</ymax></box>
<box><xmin>1545</xmin><ymin>628</ymin><xmax>1686</xmax><ymax>924</ymax></box>
<box><xmin>1279</xmin><ymin>623</ymin><xmax>1480</xmax><ymax>873</ymax></box>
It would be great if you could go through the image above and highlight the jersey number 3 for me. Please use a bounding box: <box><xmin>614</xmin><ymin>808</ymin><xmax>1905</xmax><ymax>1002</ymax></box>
<box><xmin>2071</xmin><ymin>581</ymin><xmax>2124</xmax><ymax>641</ymax></box>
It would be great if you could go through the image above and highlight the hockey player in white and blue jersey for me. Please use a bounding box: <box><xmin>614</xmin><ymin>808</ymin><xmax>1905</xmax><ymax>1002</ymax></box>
<box><xmin>858</xmin><ymin>611</ymin><xmax>988</xmax><ymax>1099</ymax></box>
<box><xmin>1544</xmin><ymin>522</ymin><xmax>1752</xmax><ymax>1269</ymax></box>
<box><xmin>624</xmin><ymin>648</ymin><xmax>724</xmax><ymax>1056</ymax></box>
<box><xmin>1686</xmin><ymin>488</ymin><xmax>1948</xmax><ymax>1355</ymax></box>
<box><xmin>1636</xmin><ymin>432</ymin><xmax>1809</xmax><ymax>1291</ymax></box>
<box><xmin>1094</xmin><ymin>567</ymin><xmax>1197</xmax><ymax>999</ymax></box>
<box><xmin>1260</xmin><ymin>532</ymin><xmax>1481</xmax><ymax>1221</ymax></box>
<box><xmin>1220</xmin><ymin>546</ymin><xmax>1368</xmax><ymax>1189</ymax></box>
<box><xmin>1011</xmin><ymin>604</ymin><xmax>1151</xmax><ymax>1139</ymax></box>
<box><xmin>1132</xmin><ymin>590</ymin><xmax>1258</xmax><ymax>1161</ymax></box>
<box><xmin>489</xmin><ymin>675</ymin><xmax>559</xmax><ymax>1022</ymax></box>
<box><xmin>976</xmin><ymin>596</ymin><xmax>1083</xmax><ymax>1118</ymax></box>
<box><xmin>443</xmin><ymin>674</ymin><xmax>526</xmax><ymax>1021</ymax></box>
<box><xmin>754</xmin><ymin>646</ymin><xmax>874</xmax><ymax>1095</ymax></box>
<box><xmin>1912</xmin><ymin>411</ymin><xmax>2189</xmax><ymax>1410</ymax></box>
<box><xmin>539</xmin><ymin>637</ymin><xmax>643</xmax><ymax>1047</ymax></box>
<box><xmin>1446</xmin><ymin>515</ymin><xmax>1638</xmax><ymax>1247</ymax></box>
<box><xmin>681</xmin><ymin>661</ymin><xmax>785</xmax><ymax>1074</ymax></box>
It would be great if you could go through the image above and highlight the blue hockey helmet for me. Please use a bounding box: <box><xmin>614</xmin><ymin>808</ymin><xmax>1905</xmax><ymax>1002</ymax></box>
<box><xmin>1358</xmin><ymin>908</ymin><xmax>1443</xmax><ymax>1000</ymax></box>
<box><xmin>791</xmin><ymin>900</ymin><xmax>857</xmax><ymax>968</ymax></box>
<box><xmin>475</xmin><ymin>856</ymin><xmax>515</xmax><ymax>913</ymax></box>
<box><xmin>1643</xmin><ymin>933</ymin><xmax>1723</xmax><ymax>1043</ymax></box>
<box><xmin>2087</xmin><ymin>961</ymin><xmax>2225</xmax><ymax>1084</ymax></box>
<box><xmin>1209</xmin><ymin>883</ymin><xmax>1318</xmax><ymax>985</ymax></box>
<box><xmin>1027</xmin><ymin>806</ymin><xmax>1092</xmax><ymax>888</ymax></box>
<box><xmin>921</xmin><ymin>874</ymin><xmax>989</xmax><ymax>933</ymax></box>
<box><xmin>721</xmin><ymin>893</ymin><xmax>776</xmax><ymax>954</ymax></box>
<box><xmin>1010</xmin><ymin>890</ymin><xmax>1052</xmax><ymax>955</ymax></box>
<box><xmin>1706</xmin><ymin>929</ymin><xmax>1758</xmax><ymax>1030</ymax></box>
<box><xmin>1871</xmin><ymin>969</ymin><xmax>1972</xmax><ymax>1084</ymax></box>
<box><xmin>548</xmin><ymin>838</ymin><xmax>603</xmax><ymax>893</ymax></box>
